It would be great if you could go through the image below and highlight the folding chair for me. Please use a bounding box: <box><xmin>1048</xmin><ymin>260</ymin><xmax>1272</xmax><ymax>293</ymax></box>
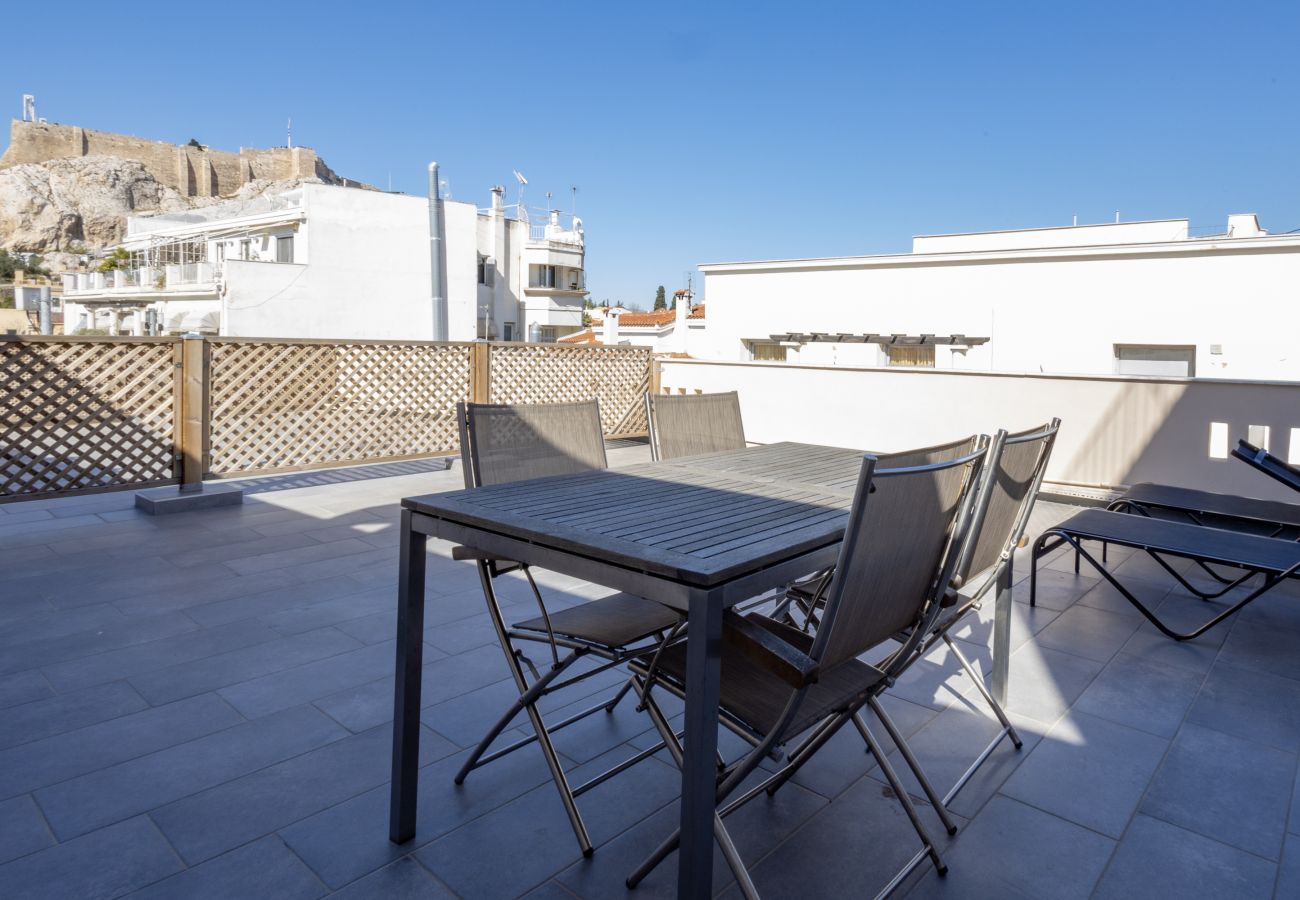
<box><xmin>776</xmin><ymin>434</ymin><xmax>986</xmax><ymax>631</ymax></box>
<box><xmin>627</xmin><ymin>447</ymin><xmax>987</xmax><ymax>899</ymax></box>
<box><xmin>451</xmin><ymin>400</ymin><xmax>683</xmax><ymax>856</ymax></box>
<box><xmin>645</xmin><ymin>390</ymin><xmax>746</xmax><ymax>461</ymax></box>
<box><xmin>1030</xmin><ymin>509</ymin><xmax>1300</xmax><ymax>640</ymax></box>
<box><xmin>888</xmin><ymin>420</ymin><xmax>1060</xmax><ymax>810</ymax></box>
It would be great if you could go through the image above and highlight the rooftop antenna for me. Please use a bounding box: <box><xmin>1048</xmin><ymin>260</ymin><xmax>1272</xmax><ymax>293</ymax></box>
<box><xmin>287</xmin><ymin>117</ymin><xmax>292</xmax><ymax>149</ymax></box>
<box><xmin>512</xmin><ymin>170</ymin><xmax>528</xmax><ymax>219</ymax></box>
<box><xmin>571</xmin><ymin>185</ymin><xmax>578</xmax><ymax>217</ymax></box>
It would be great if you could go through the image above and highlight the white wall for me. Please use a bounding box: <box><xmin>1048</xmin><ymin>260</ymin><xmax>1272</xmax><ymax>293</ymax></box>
<box><xmin>700</xmin><ymin>241</ymin><xmax>1300</xmax><ymax>379</ymax></box>
<box><xmin>658</xmin><ymin>358</ymin><xmax>1300</xmax><ymax>502</ymax></box>
<box><xmin>223</xmin><ymin>185</ymin><xmax>479</xmax><ymax>341</ymax></box>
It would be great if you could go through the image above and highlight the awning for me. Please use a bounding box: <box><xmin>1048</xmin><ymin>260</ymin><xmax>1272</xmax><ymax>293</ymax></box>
<box><xmin>767</xmin><ymin>332</ymin><xmax>990</xmax><ymax>346</ymax></box>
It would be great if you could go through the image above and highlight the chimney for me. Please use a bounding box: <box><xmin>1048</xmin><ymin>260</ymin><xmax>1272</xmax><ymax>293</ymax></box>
<box><xmin>491</xmin><ymin>186</ymin><xmax>505</xmax><ymax>211</ymax></box>
<box><xmin>602</xmin><ymin>308</ymin><xmax>620</xmax><ymax>345</ymax></box>
<box><xmin>672</xmin><ymin>290</ymin><xmax>690</xmax><ymax>353</ymax></box>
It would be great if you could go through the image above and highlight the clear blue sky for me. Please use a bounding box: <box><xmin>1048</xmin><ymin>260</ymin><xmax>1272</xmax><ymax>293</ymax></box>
<box><xmin>8</xmin><ymin>1</ymin><xmax>1298</xmax><ymax>307</ymax></box>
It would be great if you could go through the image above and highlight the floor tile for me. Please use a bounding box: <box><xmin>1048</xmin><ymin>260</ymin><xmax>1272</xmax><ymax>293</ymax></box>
<box><xmin>127</xmin><ymin>834</ymin><xmax>325</xmax><ymax>900</ymax></box>
<box><xmin>0</xmin><ymin>681</ymin><xmax>148</xmax><ymax>751</ymax></box>
<box><xmin>0</xmin><ymin>795</ymin><xmax>53</xmax><ymax>866</ymax></box>
<box><xmin>0</xmin><ymin>693</ymin><xmax>244</xmax><ymax>799</ymax></box>
<box><xmin>1001</xmin><ymin>711</ymin><xmax>1168</xmax><ymax>837</ymax></box>
<box><xmin>1073</xmin><ymin>652</ymin><xmax>1205</xmax><ymax>738</ymax></box>
<box><xmin>1033</xmin><ymin>603</ymin><xmax>1142</xmax><ymax>663</ymax></box>
<box><xmin>0</xmin><ymin>816</ymin><xmax>181</xmax><ymax>900</ymax></box>
<box><xmin>1092</xmin><ymin>814</ymin><xmax>1276</xmax><ymax>900</ymax></box>
<box><xmin>906</xmin><ymin>795</ymin><xmax>1114</xmax><ymax>899</ymax></box>
<box><xmin>1140</xmin><ymin>723</ymin><xmax>1294</xmax><ymax>860</ymax></box>
<box><xmin>1186</xmin><ymin>663</ymin><xmax>1300</xmax><ymax>753</ymax></box>
<box><xmin>34</xmin><ymin>704</ymin><xmax>347</xmax><ymax>840</ymax></box>
<box><xmin>328</xmin><ymin>856</ymin><xmax>455</xmax><ymax>899</ymax></box>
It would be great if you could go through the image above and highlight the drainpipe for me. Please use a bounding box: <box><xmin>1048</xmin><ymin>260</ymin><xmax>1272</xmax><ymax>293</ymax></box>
<box><xmin>428</xmin><ymin>162</ymin><xmax>447</xmax><ymax>341</ymax></box>
<box><xmin>38</xmin><ymin>287</ymin><xmax>52</xmax><ymax>335</ymax></box>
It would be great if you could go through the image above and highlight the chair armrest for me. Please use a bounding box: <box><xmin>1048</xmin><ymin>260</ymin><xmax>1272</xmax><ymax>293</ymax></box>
<box><xmin>723</xmin><ymin>610</ymin><xmax>819</xmax><ymax>689</ymax></box>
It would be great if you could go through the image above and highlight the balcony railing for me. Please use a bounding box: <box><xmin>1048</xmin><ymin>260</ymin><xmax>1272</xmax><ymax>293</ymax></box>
<box><xmin>0</xmin><ymin>337</ymin><xmax>652</xmax><ymax>500</ymax></box>
<box><xmin>62</xmin><ymin>263</ymin><xmax>216</xmax><ymax>296</ymax></box>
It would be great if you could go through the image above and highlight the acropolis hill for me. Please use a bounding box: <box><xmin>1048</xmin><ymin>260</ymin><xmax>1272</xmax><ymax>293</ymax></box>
<box><xmin>0</xmin><ymin>119</ymin><xmax>368</xmax><ymax>198</ymax></box>
<box><xmin>0</xmin><ymin>118</ymin><xmax>372</xmax><ymax>257</ymax></box>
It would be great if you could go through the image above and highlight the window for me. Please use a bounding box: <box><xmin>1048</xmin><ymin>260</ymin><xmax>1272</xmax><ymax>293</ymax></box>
<box><xmin>531</xmin><ymin>265</ymin><xmax>556</xmax><ymax>288</ymax></box>
<box><xmin>502</xmin><ymin>322</ymin><xmax>515</xmax><ymax>341</ymax></box>
<box><xmin>886</xmin><ymin>344</ymin><xmax>935</xmax><ymax>367</ymax></box>
<box><xmin>1114</xmin><ymin>345</ymin><xmax>1195</xmax><ymax>377</ymax></box>
<box><xmin>747</xmin><ymin>341</ymin><xmax>787</xmax><ymax>362</ymax></box>
<box><xmin>275</xmin><ymin>235</ymin><xmax>294</xmax><ymax>264</ymax></box>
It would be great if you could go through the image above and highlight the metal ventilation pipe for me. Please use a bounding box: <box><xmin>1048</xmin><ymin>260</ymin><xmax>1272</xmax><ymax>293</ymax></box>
<box><xmin>428</xmin><ymin>162</ymin><xmax>448</xmax><ymax>341</ymax></box>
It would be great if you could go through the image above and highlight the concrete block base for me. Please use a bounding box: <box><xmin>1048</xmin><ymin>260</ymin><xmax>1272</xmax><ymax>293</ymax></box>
<box><xmin>135</xmin><ymin>483</ymin><xmax>244</xmax><ymax>515</ymax></box>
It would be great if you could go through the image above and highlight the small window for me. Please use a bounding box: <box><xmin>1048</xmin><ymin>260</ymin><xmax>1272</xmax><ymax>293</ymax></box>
<box><xmin>275</xmin><ymin>235</ymin><xmax>294</xmax><ymax>264</ymax></box>
<box><xmin>503</xmin><ymin>322</ymin><xmax>515</xmax><ymax>341</ymax></box>
<box><xmin>747</xmin><ymin>341</ymin><xmax>787</xmax><ymax>362</ymax></box>
<box><xmin>1115</xmin><ymin>345</ymin><xmax>1195</xmax><ymax>377</ymax></box>
<box><xmin>531</xmin><ymin>265</ymin><xmax>556</xmax><ymax>288</ymax></box>
<box><xmin>886</xmin><ymin>344</ymin><xmax>935</xmax><ymax>367</ymax></box>
<box><xmin>477</xmin><ymin>256</ymin><xmax>488</xmax><ymax>285</ymax></box>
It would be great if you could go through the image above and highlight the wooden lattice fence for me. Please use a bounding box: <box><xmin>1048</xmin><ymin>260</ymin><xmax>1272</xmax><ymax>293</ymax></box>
<box><xmin>1</xmin><ymin>336</ymin><xmax>654</xmax><ymax>499</ymax></box>
<box><xmin>487</xmin><ymin>343</ymin><xmax>652</xmax><ymax>438</ymax></box>
<box><xmin>206</xmin><ymin>339</ymin><xmax>475</xmax><ymax>475</ymax></box>
<box><xmin>0</xmin><ymin>337</ymin><xmax>180</xmax><ymax>499</ymax></box>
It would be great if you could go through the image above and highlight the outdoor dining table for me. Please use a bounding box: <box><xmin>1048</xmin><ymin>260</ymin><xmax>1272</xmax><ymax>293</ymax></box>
<box><xmin>388</xmin><ymin>441</ymin><xmax>1015</xmax><ymax>897</ymax></box>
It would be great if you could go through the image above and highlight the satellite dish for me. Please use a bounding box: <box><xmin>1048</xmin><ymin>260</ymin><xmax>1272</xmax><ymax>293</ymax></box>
<box><xmin>512</xmin><ymin>170</ymin><xmax>528</xmax><ymax>186</ymax></box>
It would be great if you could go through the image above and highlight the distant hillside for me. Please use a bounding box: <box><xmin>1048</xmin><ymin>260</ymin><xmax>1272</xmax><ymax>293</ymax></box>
<box><xmin>0</xmin><ymin>119</ymin><xmax>373</xmax><ymax>265</ymax></box>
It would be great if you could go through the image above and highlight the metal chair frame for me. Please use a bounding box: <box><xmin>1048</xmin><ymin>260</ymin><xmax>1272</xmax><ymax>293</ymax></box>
<box><xmin>626</xmin><ymin>448</ymin><xmax>988</xmax><ymax>899</ymax></box>
<box><xmin>451</xmin><ymin>400</ymin><xmax>682</xmax><ymax>857</ymax></box>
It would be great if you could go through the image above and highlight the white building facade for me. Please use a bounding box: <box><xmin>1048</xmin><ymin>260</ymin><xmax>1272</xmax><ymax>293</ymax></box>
<box><xmin>699</xmin><ymin>214</ymin><xmax>1300</xmax><ymax>380</ymax></box>
<box><xmin>61</xmin><ymin>182</ymin><xmax>588</xmax><ymax>342</ymax></box>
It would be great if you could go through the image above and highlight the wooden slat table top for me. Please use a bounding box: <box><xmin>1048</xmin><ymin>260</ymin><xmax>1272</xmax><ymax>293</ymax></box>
<box><xmin>402</xmin><ymin>442</ymin><xmax>866</xmax><ymax>589</ymax></box>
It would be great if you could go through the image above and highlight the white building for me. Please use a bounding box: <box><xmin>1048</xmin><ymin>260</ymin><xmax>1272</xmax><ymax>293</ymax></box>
<box><xmin>61</xmin><ymin>182</ymin><xmax>588</xmax><ymax>342</ymax></box>
<box><xmin>699</xmin><ymin>214</ymin><xmax>1300</xmax><ymax>379</ymax></box>
<box><xmin>559</xmin><ymin>290</ymin><xmax>707</xmax><ymax>355</ymax></box>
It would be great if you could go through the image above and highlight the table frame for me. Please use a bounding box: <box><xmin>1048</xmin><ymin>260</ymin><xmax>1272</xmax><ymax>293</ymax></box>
<box><xmin>387</xmin><ymin>444</ymin><xmax>1015</xmax><ymax>897</ymax></box>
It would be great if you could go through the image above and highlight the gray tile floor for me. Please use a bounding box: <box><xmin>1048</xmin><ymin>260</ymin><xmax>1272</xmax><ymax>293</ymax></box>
<box><xmin>1</xmin><ymin>444</ymin><xmax>1297</xmax><ymax>899</ymax></box>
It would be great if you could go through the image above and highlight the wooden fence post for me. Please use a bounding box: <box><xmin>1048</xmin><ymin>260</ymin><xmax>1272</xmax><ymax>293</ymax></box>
<box><xmin>471</xmin><ymin>342</ymin><xmax>490</xmax><ymax>403</ymax></box>
<box><xmin>650</xmin><ymin>355</ymin><xmax>662</xmax><ymax>398</ymax></box>
<box><xmin>179</xmin><ymin>334</ymin><xmax>209</xmax><ymax>490</ymax></box>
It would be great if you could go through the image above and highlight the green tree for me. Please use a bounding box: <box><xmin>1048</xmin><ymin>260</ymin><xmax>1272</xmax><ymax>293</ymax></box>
<box><xmin>96</xmin><ymin>248</ymin><xmax>131</xmax><ymax>273</ymax></box>
<box><xmin>653</xmin><ymin>285</ymin><xmax>666</xmax><ymax>310</ymax></box>
<box><xmin>0</xmin><ymin>249</ymin><xmax>46</xmax><ymax>280</ymax></box>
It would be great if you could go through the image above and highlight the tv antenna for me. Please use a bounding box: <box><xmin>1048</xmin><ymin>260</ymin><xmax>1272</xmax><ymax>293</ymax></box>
<box><xmin>287</xmin><ymin>117</ymin><xmax>292</xmax><ymax>148</ymax></box>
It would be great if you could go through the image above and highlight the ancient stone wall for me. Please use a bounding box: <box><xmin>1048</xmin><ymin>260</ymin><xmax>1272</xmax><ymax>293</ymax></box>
<box><xmin>0</xmin><ymin>120</ymin><xmax>337</xmax><ymax>198</ymax></box>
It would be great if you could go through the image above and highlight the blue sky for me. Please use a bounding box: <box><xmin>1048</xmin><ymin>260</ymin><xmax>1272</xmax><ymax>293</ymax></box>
<box><xmin>7</xmin><ymin>1</ymin><xmax>1298</xmax><ymax>307</ymax></box>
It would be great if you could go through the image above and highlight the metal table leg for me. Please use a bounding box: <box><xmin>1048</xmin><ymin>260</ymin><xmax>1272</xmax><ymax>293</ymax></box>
<box><xmin>677</xmin><ymin>591</ymin><xmax>723</xmax><ymax>898</ymax></box>
<box><xmin>990</xmin><ymin>558</ymin><xmax>1013</xmax><ymax>707</ymax></box>
<box><xmin>389</xmin><ymin>507</ymin><xmax>427</xmax><ymax>843</ymax></box>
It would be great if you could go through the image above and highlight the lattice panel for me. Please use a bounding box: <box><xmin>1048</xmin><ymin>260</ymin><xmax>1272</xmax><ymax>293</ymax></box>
<box><xmin>1</xmin><ymin>339</ymin><xmax>178</xmax><ymax>498</ymax></box>
<box><xmin>207</xmin><ymin>341</ymin><xmax>473</xmax><ymax>474</ymax></box>
<box><xmin>488</xmin><ymin>344</ymin><xmax>651</xmax><ymax>437</ymax></box>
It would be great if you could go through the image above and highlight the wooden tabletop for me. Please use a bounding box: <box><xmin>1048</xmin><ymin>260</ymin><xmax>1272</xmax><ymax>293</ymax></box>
<box><xmin>402</xmin><ymin>442</ymin><xmax>866</xmax><ymax>589</ymax></box>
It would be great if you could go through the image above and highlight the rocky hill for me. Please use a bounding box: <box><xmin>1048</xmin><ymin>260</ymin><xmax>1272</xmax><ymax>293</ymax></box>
<box><xmin>0</xmin><ymin>155</ymin><xmax>321</xmax><ymax>265</ymax></box>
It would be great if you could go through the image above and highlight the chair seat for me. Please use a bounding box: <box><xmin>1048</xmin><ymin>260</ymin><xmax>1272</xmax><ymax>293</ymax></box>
<box><xmin>632</xmin><ymin>614</ymin><xmax>888</xmax><ymax>738</ymax></box>
<box><xmin>513</xmin><ymin>593</ymin><xmax>680</xmax><ymax>649</ymax></box>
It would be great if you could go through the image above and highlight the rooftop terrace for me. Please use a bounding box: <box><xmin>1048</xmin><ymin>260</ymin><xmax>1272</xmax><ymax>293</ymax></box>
<box><xmin>3</xmin><ymin>441</ymin><xmax>1299</xmax><ymax>899</ymax></box>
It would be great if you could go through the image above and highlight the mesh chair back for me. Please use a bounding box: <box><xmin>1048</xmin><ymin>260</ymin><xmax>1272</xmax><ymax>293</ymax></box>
<box><xmin>646</xmin><ymin>391</ymin><xmax>746</xmax><ymax>460</ymax></box>
<box><xmin>874</xmin><ymin>434</ymin><xmax>984</xmax><ymax>470</ymax></box>
<box><xmin>958</xmin><ymin>420</ymin><xmax>1059</xmax><ymax>585</ymax></box>
<box><xmin>459</xmin><ymin>400</ymin><xmax>608</xmax><ymax>488</ymax></box>
<box><xmin>811</xmin><ymin>448</ymin><xmax>985</xmax><ymax>671</ymax></box>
